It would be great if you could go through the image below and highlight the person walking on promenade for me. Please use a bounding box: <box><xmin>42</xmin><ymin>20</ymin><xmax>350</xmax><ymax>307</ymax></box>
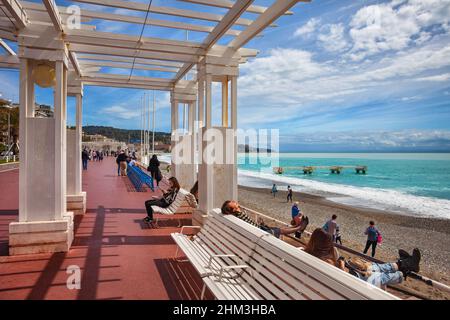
<box><xmin>116</xmin><ymin>150</ymin><xmax>128</xmax><ymax>176</ymax></box>
<box><xmin>335</xmin><ymin>225</ymin><xmax>342</xmax><ymax>245</ymax></box>
<box><xmin>271</xmin><ymin>183</ymin><xmax>278</xmax><ymax>197</ymax></box>
<box><xmin>147</xmin><ymin>154</ymin><xmax>161</xmax><ymax>187</ymax></box>
<box><xmin>82</xmin><ymin>148</ymin><xmax>89</xmax><ymax>170</ymax></box>
<box><xmin>363</xmin><ymin>221</ymin><xmax>381</xmax><ymax>257</ymax></box>
<box><xmin>287</xmin><ymin>185</ymin><xmax>293</xmax><ymax>202</ymax></box>
<box><xmin>323</xmin><ymin>214</ymin><xmax>338</xmax><ymax>241</ymax></box>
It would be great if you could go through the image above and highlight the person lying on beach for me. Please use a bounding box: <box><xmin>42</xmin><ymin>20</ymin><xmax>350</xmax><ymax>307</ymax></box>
<box><xmin>221</xmin><ymin>200</ymin><xmax>308</xmax><ymax>239</ymax></box>
<box><xmin>303</xmin><ymin>228</ymin><xmax>421</xmax><ymax>289</ymax></box>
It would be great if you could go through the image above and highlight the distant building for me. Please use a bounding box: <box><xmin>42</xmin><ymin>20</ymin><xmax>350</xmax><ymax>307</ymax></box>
<box><xmin>34</xmin><ymin>104</ymin><xmax>53</xmax><ymax>118</ymax></box>
<box><xmin>81</xmin><ymin>132</ymin><xmax>126</xmax><ymax>152</ymax></box>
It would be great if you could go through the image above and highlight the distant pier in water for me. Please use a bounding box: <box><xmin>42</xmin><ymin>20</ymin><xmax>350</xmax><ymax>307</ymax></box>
<box><xmin>273</xmin><ymin>165</ymin><xmax>368</xmax><ymax>175</ymax></box>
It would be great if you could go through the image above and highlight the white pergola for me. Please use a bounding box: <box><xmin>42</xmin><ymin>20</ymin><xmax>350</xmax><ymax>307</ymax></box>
<box><xmin>0</xmin><ymin>0</ymin><xmax>308</xmax><ymax>255</ymax></box>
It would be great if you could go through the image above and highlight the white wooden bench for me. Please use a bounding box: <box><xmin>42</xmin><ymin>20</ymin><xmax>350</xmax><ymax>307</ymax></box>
<box><xmin>152</xmin><ymin>188</ymin><xmax>196</xmax><ymax>227</ymax></box>
<box><xmin>171</xmin><ymin>208</ymin><xmax>399</xmax><ymax>300</ymax></box>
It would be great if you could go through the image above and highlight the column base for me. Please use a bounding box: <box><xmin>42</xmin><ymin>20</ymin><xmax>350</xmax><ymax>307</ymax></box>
<box><xmin>9</xmin><ymin>212</ymin><xmax>74</xmax><ymax>255</ymax></box>
<box><xmin>192</xmin><ymin>209</ymin><xmax>209</xmax><ymax>227</ymax></box>
<box><xmin>66</xmin><ymin>192</ymin><xmax>86</xmax><ymax>215</ymax></box>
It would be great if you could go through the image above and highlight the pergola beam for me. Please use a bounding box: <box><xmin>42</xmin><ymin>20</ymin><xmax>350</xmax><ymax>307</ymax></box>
<box><xmin>81</xmin><ymin>73</ymin><xmax>174</xmax><ymax>91</ymax></box>
<box><xmin>42</xmin><ymin>0</ymin><xmax>63</xmax><ymax>33</ymax></box>
<box><xmin>177</xmin><ymin>0</ymin><xmax>294</xmax><ymax>15</ymax></box>
<box><xmin>175</xmin><ymin>0</ymin><xmax>254</xmax><ymax>82</ymax></box>
<box><xmin>80</xmin><ymin>60</ymin><xmax>179</xmax><ymax>73</ymax></box>
<box><xmin>70</xmin><ymin>0</ymin><xmax>254</xmax><ymax>27</ymax></box>
<box><xmin>76</xmin><ymin>54</ymin><xmax>184</xmax><ymax>68</ymax></box>
<box><xmin>70</xmin><ymin>43</ymin><xmax>199</xmax><ymax>63</ymax></box>
<box><xmin>0</xmin><ymin>37</ymin><xmax>15</xmax><ymax>55</ymax></box>
<box><xmin>0</xmin><ymin>0</ymin><xmax>28</xmax><ymax>29</ymax></box>
<box><xmin>0</xmin><ymin>53</ymin><xmax>19</xmax><ymax>68</ymax></box>
<box><xmin>68</xmin><ymin>51</ymin><xmax>82</xmax><ymax>76</ymax></box>
<box><xmin>21</xmin><ymin>1</ymin><xmax>241</xmax><ymax>36</ymax></box>
<box><xmin>230</xmin><ymin>0</ymin><xmax>301</xmax><ymax>50</ymax></box>
<box><xmin>64</xmin><ymin>29</ymin><xmax>205</xmax><ymax>56</ymax></box>
<box><xmin>82</xmin><ymin>72</ymin><xmax>172</xmax><ymax>84</ymax></box>
<box><xmin>0</xmin><ymin>29</ymin><xmax>16</xmax><ymax>41</ymax></box>
<box><xmin>81</xmin><ymin>81</ymin><xmax>171</xmax><ymax>91</ymax></box>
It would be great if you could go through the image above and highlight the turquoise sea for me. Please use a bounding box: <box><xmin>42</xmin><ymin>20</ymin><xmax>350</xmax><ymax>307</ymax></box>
<box><xmin>238</xmin><ymin>153</ymin><xmax>450</xmax><ymax>219</ymax></box>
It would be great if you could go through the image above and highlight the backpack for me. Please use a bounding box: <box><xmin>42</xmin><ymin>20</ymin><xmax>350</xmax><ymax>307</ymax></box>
<box><xmin>323</xmin><ymin>221</ymin><xmax>329</xmax><ymax>232</ymax></box>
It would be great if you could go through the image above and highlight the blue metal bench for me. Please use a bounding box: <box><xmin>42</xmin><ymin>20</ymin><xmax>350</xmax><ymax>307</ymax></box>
<box><xmin>127</xmin><ymin>165</ymin><xmax>144</xmax><ymax>192</ymax></box>
<box><xmin>133</xmin><ymin>165</ymin><xmax>155</xmax><ymax>191</ymax></box>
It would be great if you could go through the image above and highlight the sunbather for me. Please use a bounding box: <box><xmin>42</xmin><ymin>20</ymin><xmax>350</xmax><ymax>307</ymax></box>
<box><xmin>304</xmin><ymin>228</ymin><xmax>421</xmax><ymax>288</ymax></box>
<box><xmin>221</xmin><ymin>200</ymin><xmax>309</xmax><ymax>239</ymax></box>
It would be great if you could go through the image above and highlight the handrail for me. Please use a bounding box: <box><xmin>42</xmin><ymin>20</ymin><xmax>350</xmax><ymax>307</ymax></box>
<box><xmin>240</xmin><ymin>205</ymin><xmax>450</xmax><ymax>296</ymax></box>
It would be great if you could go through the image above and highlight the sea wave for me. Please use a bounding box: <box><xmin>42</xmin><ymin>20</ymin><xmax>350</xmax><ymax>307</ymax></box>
<box><xmin>238</xmin><ymin>169</ymin><xmax>450</xmax><ymax>220</ymax></box>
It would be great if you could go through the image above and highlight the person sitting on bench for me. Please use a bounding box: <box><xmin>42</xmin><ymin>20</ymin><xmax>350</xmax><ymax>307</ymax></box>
<box><xmin>143</xmin><ymin>177</ymin><xmax>180</xmax><ymax>228</ymax></box>
<box><xmin>304</xmin><ymin>228</ymin><xmax>421</xmax><ymax>288</ymax></box>
<box><xmin>221</xmin><ymin>200</ymin><xmax>308</xmax><ymax>239</ymax></box>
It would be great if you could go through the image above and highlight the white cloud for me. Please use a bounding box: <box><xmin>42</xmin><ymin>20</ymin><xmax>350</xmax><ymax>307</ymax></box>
<box><xmin>414</xmin><ymin>73</ymin><xmax>450</xmax><ymax>82</ymax></box>
<box><xmin>293</xmin><ymin>18</ymin><xmax>320</xmax><ymax>38</ymax></box>
<box><xmin>400</xmin><ymin>96</ymin><xmax>421</xmax><ymax>102</ymax></box>
<box><xmin>237</xmin><ymin>38</ymin><xmax>450</xmax><ymax>126</ymax></box>
<box><xmin>318</xmin><ymin>24</ymin><xmax>348</xmax><ymax>52</ymax></box>
<box><xmin>101</xmin><ymin>105</ymin><xmax>140</xmax><ymax>119</ymax></box>
<box><xmin>348</xmin><ymin>0</ymin><xmax>450</xmax><ymax>61</ymax></box>
<box><xmin>282</xmin><ymin>130</ymin><xmax>450</xmax><ymax>149</ymax></box>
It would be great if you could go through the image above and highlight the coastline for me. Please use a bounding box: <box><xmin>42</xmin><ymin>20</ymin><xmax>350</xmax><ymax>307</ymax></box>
<box><xmin>237</xmin><ymin>185</ymin><xmax>450</xmax><ymax>289</ymax></box>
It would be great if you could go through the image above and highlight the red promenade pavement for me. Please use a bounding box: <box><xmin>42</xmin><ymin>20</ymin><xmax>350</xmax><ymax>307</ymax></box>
<box><xmin>0</xmin><ymin>158</ymin><xmax>210</xmax><ymax>300</ymax></box>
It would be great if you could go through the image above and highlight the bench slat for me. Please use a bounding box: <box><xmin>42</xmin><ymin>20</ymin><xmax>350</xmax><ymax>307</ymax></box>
<box><xmin>207</xmin><ymin>214</ymin><xmax>319</xmax><ymax>300</ymax></box>
<box><xmin>210</xmin><ymin>209</ymin><xmax>398</xmax><ymax>300</ymax></box>
<box><xmin>203</xmin><ymin>221</ymin><xmax>289</xmax><ymax>300</ymax></box>
<box><xmin>208</xmin><ymin>214</ymin><xmax>341</xmax><ymax>299</ymax></box>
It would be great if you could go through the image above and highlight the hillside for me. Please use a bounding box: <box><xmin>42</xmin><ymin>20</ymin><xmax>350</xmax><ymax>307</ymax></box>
<box><xmin>83</xmin><ymin>126</ymin><xmax>171</xmax><ymax>144</ymax></box>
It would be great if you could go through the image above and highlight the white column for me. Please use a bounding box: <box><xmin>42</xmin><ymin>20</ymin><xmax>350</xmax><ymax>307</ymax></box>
<box><xmin>222</xmin><ymin>78</ymin><xmax>229</xmax><ymax>127</ymax></box>
<box><xmin>75</xmin><ymin>94</ymin><xmax>82</xmax><ymax>194</ymax></box>
<box><xmin>198</xmin><ymin>78</ymin><xmax>204</xmax><ymax>129</ymax></box>
<box><xmin>198</xmin><ymin>73</ymin><xmax>214</xmax><ymax>216</ymax></box>
<box><xmin>18</xmin><ymin>58</ymin><xmax>31</xmax><ymax>222</ymax></box>
<box><xmin>10</xmin><ymin>58</ymin><xmax>74</xmax><ymax>255</ymax></box>
<box><xmin>231</xmin><ymin>75</ymin><xmax>238</xmax><ymax>200</ymax></box>
<box><xmin>171</xmin><ymin>99</ymin><xmax>179</xmax><ymax>178</ymax></box>
<box><xmin>205</xmin><ymin>74</ymin><xmax>212</xmax><ymax>129</ymax></box>
<box><xmin>66</xmin><ymin>91</ymin><xmax>86</xmax><ymax>216</ymax></box>
<box><xmin>231</xmin><ymin>76</ymin><xmax>238</xmax><ymax>130</ymax></box>
<box><xmin>173</xmin><ymin>100</ymin><xmax>179</xmax><ymax>131</ymax></box>
<box><xmin>54</xmin><ymin>60</ymin><xmax>66</xmax><ymax>219</ymax></box>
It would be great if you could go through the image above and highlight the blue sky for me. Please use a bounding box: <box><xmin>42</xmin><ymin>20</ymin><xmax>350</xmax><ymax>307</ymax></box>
<box><xmin>1</xmin><ymin>0</ymin><xmax>450</xmax><ymax>151</ymax></box>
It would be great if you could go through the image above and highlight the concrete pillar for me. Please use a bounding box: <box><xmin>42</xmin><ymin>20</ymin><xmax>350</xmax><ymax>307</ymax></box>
<box><xmin>10</xmin><ymin>57</ymin><xmax>74</xmax><ymax>255</ymax></box>
<box><xmin>194</xmin><ymin>69</ymin><xmax>239</xmax><ymax>226</ymax></box>
<box><xmin>171</xmin><ymin>98</ymin><xmax>196</xmax><ymax>190</ymax></box>
<box><xmin>222</xmin><ymin>78</ymin><xmax>229</xmax><ymax>127</ymax></box>
<box><xmin>230</xmin><ymin>76</ymin><xmax>238</xmax><ymax>201</ymax></box>
<box><xmin>205</xmin><ymin>74</ymin><xmax>212</xmax><ymax>129</ymax></box>
<box><xmin>67</xmin><ymin>92</ymin><xmax>86</xmax><ymax>215</ymax></box>
<box><xmin>198</xmin><ymin>78</ymin><xmax>204</xmax><ymax>129</ymax></box>
<box><xmin>197</xmin><ymin>73</ymin><xmax>214</xmax><ymax>223</ymax></box>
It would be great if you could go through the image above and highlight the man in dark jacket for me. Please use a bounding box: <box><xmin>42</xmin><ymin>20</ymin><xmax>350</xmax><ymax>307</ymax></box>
<box><xmin>147</xmin><ymin>154</ymin><xmax>161</xmax><ymax>187</ymax></box>
<box><xmin>116</xmin><ymin>151</ymin><xmax>127</xmax><ymax>176</ymax></box>
<box><xmin>82</xmin><ymin>148</ymin><xmax>89</xmax><ymax>170</ymax></box>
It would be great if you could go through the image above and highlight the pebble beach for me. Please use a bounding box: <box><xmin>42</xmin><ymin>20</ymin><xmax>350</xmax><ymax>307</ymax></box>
<box><xmin>238</xmin><ymin>185</ymin><xmax>450</xmax><ymax>299</ymax></box>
